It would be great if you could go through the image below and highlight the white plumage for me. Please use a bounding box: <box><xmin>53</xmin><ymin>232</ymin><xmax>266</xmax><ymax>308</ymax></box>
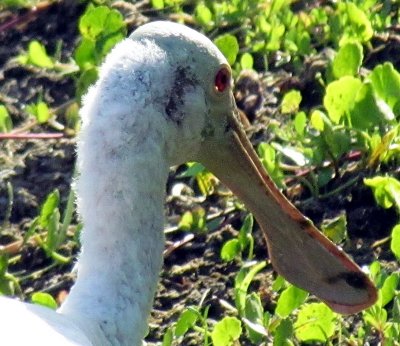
<box><xmin>0</xmin><ymin>21</ymin><xmax>376</xmax><ymax>346</ymax></box>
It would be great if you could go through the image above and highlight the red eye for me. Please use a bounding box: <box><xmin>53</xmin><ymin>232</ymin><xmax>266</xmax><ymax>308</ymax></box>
<box><xmin>214</xmin><ymin>67</ymin><xmax>231</xmax><ymax>93</ymax></box>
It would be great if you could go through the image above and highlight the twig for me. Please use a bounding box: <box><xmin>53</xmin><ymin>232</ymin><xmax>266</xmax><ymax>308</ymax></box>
<box><xmin>0</xmin><ymin>1</ymin><xmax>55</xmax><ymax>33</ymax></box>
<box><xmin>0</xmin><ymin>133</ymin><xmax>63</xmax><ymax>140</ymax></box>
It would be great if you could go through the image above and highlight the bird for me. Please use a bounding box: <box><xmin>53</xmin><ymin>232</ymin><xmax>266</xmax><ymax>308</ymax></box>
<box><xmin>0</xmin><ymin>21</ymin><xmax>377</xmax><ymax>345</ymax></box>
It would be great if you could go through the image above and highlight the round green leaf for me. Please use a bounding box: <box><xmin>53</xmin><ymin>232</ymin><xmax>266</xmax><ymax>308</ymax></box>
<box><xmin>281</xmin><ymin>90</ymin><xmax>302</xmax><ymax>114</ymax></box>
<box><xmin>195</xmin><ymin>3</ymin><xmax>213</xmax><ymax>27</ymax></box>
<box><xmin>28</xmin><ymin>41</ymin><xmax>54</xmax><ymax>68</ymax></box>
<box><xmin>332</xmin><ymin>42</ymin><xmax>363</xmax><ymax>78</ymax></box>
<box><xmin>391</xmin><ymin>225</ymin><xmax>400</xmax><ymax>260</ymax></box>
<box><xmin>214</xmin><ymin>34</ymin><xmax>239</xmax><ymax>65</ymax></box>
<box><xmin>240</xmin><ymin>53</ymin><xmax>254</xmax><ymax>70</ymax></box>
<box><xmin>370</xmin><ymin>62</ymin><xmax>400</xmax><ymax>111</ymax></box>
<box><xmin>211</xmin><ymin>316</ymin><xmax>242</xmax><ymax>346</ymax></box>
<box><xmin>275</xmin><ymin>285</ymin><xmax>308</xmax><ymax>318</ymax></box>
<box><xmin>294</xmin><ymin>303</ymin><xmax>335</xmax><ymax>342</ymax></box>
<box><xmin>323</xmin><ymin>76</ymin><xmax>363</xmax><ymax>124</ymax></box>
<box><xmin>31</xmin><ymin>292</ymin><xmax>58</xmax><ymax>310</ymax></box>
<box><xmin>220</xmin><ymin>239</ymin><xmax>241</xmax><ymax>262</ymax></box>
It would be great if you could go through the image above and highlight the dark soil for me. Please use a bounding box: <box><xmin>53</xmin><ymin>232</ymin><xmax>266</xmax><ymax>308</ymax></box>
<box><xmin>0</xmin><ymin>1</ymin><xmax>399</xmax><ymax>345</ymax></box>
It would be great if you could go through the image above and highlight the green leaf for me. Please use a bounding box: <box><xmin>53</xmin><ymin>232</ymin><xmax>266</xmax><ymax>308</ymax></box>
<box><xmin>321</xmin><ymin>214</ymin><xmax>347</xmax><ymax>244</ymax></box>
<box><xmin>151</xmin><ymin>0</ymin><xmax>164</xmax><ymax>9</ymax></box>
<box><xmin>240</xmin><ymin>53</ymin><xmax>254</xmax><ymax>70</ymax></box>
<box><xmin>275</xmin><ymin>285</ymin><xmax>308</xmax><ymax>318</ymax></box>
<box><xmin>179</xmin><ymin>162</ymin><xmax>206</xmax><ymax>178</ymax></box>
<box><xmin>281</xmin><ymin>90</ymin><xmax>302</xmax><ymax>114</ymax></box>
<box><xmin>364</xmin><ymin>176</ymin><xmax>400</xmax><ymax>210</ymax></box>
<box><xmin>19</xmin><ymin>41</ymin><xmax>54</xmax><ymax>68</ymax></box>
<box><xmin>214</xmin><ymin>34</ymin><xmax>239</xmax><ymax>65</ymax></box>
<box><xmin>363</xmin><ymin>304</ymin><xmax>387</xmax><ymax>329</ymax></box>
<box><xmin>235</xmin><ymin>262</ymin><xmax>267</xmax><ymax>315</ymax></box>
<box><xmin>26</xmin><ymin>101</ymin><xmax>51</xmax><ymax>124</ymax></box>
<box><xmin>391</xmin><ymin>225</ymin><xmax>400</xmax><ymax>260</ymax></box>
<box><xmin>369</xmin><ymin>62</ymin><xmax>400</xmax><ymax>111</ymax></box>
<box><xmin>381</xmin><ymin>273</ymin><xmax>399</xmax><ymax>307</ymax></box>
<box><xmin>0</xmin><ymin>254</ymin><xmax>8</xmax><ymax>278</ymax></box>
<box><xmin>294</xmin><ymin>111</ymin><xmax>307</xmax><ymax>137</ymax></box>
<box><xmin>342</xmin><ymin>3</ymin><xmax>373</xmax><ymax>43</ymax></box>
<box><xmin>257</xmin><ymin>143</ymin><xmax>285</xmax><ymax>188</ymax></box>
<box><xmin>220</xmin><ymin>239</ymin><xmax>241</xmax><ymax>262</ymax></box>
<box><xmin>31</xmin><ymin>292</ymin><xmax>57</xmax><ymax>310</ymax></box>
<box><xmin>178</xmin><ymin>208</ymin><xmax>207</xmax><ymax>232</ymax></box>
<box><xmin>162</xmin><ymin>327</ymin><xmax>173</xmax><ymax>346</ymax></box>
<box><xmin>350</xmin><ymin>83</ymin><xmax>389</xmax><ymax>130</ymax></box>
<box><xmin>178</xmin><ymin>211</ymin><xmax>193</xmax><ymax>231</ymax></box>
<box><xmin>74</xmin><ymin>39</ymin><xmax>96</xmax><ymax>70</ymax></box>
<box><xmin>310</xmin><ymin>110</ymin><xmax>327</xmax><ymax>132</ymax></box>
<box><xmin>46</xmin><ymin>208</ymin><xmax>61</xmax><ymax>252</ymax></box>
<box><xmin>238</xmin><ymin>213</ymin><xmax>253</xmax><ymax>249</ymax></box>
<box><xmin>76</xmin><ymin>67</ymin><xmax>99</xmax><ymax>101</ymax></box>
<box><xmin>323</xmin><ymin>76</ymin><xmax>363</xmax><ymax>124</ymax></box>
<box><xmin>195</xmin><ymin>2</ymin><xmax>213</xmax><ymax>27</ymax></box>
<box><xmin>0</xmin><ymin>105</ymin><xmax>12</xmax><ymax>132</ymax></box>
<box><xmin>78</xmin><ymin>5</ymin><xmax>126</xmax><ymax>63</ymax></box>
<box><xmin>175</xmin><ymin>309</ymin><xmax>198</xmax><ymax>337</ymax></box>
<box><xmin>211</xmin><ymin>316</ymin><xmax>242</xmax><ymax>346</ymax></box>
<box><xmin>272</xmin><ymin>275</ymin><xmax>286</xmax><ymax>292</ymax></box>
<box><xmin>332</xmin><ymin>41</ymin><xmax>363</xmax><ymax>78</ymax></box>
<box><xmin>36</xmin><ymin>102</ymin><xmax>51</xmax><ymax>124</ymax></box>
<box><xmin>244</xmin><ymin>293</ymin><xmax>267</xmax><ymax>343</ymax></box>
<box><xmin>273</xmin><ymin>319</ymin><xmax>294</xmax><ymax>346</ymax></box>
<box><xmin>267</xmin><ymin>23</ymin><xmax>285</xmax><ymax>51</ymax></box>
<box><xmin>39</xmin><ymin>190</ymin><xmax>60</xmax><ymax>228</ymax></box>
<box><xmin>196</xmin><ymin>170</ymin><xmax>216</xmax><ymax>196</ymax></box>
<box><xmin>294</xmin><ymin>303</ymin><xmax>335</xmax><ymax>342</ymax></box>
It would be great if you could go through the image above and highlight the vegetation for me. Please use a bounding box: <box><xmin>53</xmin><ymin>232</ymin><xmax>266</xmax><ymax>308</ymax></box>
<box><xmin>1</xmin><ymin>0</ymin><xmax>400</xmax><ymax>345</ymax></box>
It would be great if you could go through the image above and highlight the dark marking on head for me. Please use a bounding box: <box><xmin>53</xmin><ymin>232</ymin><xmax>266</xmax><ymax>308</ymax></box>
<box><xmin>326</xmin><ymin>271</ymin><xmax>367</xmax><ymax>290</ymax></box>
<box><xmin>165</xmin><ymin>66</ymin><xmax>197</xmax><ymax>125</ymax></box>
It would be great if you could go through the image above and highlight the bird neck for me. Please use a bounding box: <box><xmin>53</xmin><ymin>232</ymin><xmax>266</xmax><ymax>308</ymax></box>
<box><xmin>59</xmin><ymin>143</ymin><xmax>168</xmax><ymax>345</ymax></box>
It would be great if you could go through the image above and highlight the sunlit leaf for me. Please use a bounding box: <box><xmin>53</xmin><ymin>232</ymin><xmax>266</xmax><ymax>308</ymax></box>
<box><xmin>240</xmin><ymin>53</ymin><xmax>254</xmax><ymax>70</ymax></box>
<box><xmin>294</xmin><ymin>303</ymin><xmax>335</xmax><ymax>342</ymax></box>
<box><xmin>214</xmin><ymin>34</ymin><xmax>239</xmax><ymax>65</ymax></box>
<box><xmin>351</xmin><ymin>83</ymin><xmax>389</xmax><ymax>130</ymax></box>
<box><xmin>19</xmin><ymin>41</ymin><xmax>54</xmax><ymax>68</ymax></box>
<box><xmin>324</xmin><ymin>76</ymin><xmax>363</xmax><ymax>124</ymax></box>
<box><xmin>281</xmin><ymin>90</ymin><xmax>302</xmax><ymax>114</ymax></box>
<box><xmin>26</xmin><ymin>101</ymin><xmax>52</xmax><ymax>124</ymax></box>
<box><xmin>220</xmin><ymin>239</ymin><xmax>241</xmax><ymax>262</ymax></box>
<box><xmin>31</xmin><ymin>292</ymin><xmax>57</xmax><ymax>310</ymax></box>
<box><xmin>369</xmin><ymin>62</ymin><xmax>400</xmax><ymax>111</ymax></box>
<box><xmin>310</xmin><ymin>110</ymin><xmax>327</xmax><ymax>131</ymax></box>
<box><xmin>321</xmin><ymin>214</ymin><xmax>347</xmax><ymax>244</ymax></box>
<box><xmin>162</xmin><ymin>327</ymin><xmax>173</xmax><ymax>346</ymax></box>
<box><xmin>0</xmin><ymin>105</ymin><xmax>12</xmax><ymax>132</ymax></box>
<box><xmin>151</xmin><ymin>0</ymin><xmax>164</xmax><ymax>9</ymax></box>
<box><xmin>364</xmin><ymin>176</ymin><xmax>400</xmax><ymax>210</ymax></box>
<box><xmin>381</xmin><ymin>272</ymin><xmax>399</xmax><ymax>307</ymax></box>
<box><xmin>276</xmin><ymin>285</ymin><xmax>308</xmax><ymax>318</ymax></box>
<box><xmin>195</xmin><ymin>2</ymin><xmax>213</xmax><ymax>27</ymax></box>
<box><xmin>332</xmin><ymin>41</ymin><xmax>363</xmax><ymax>78</ymax></box>
<box><xmin>211</xmin><ymin>316</ymin><xmax>242</xmax><ymax>346</ymax></box>
<box><xmin>39</xmin><ymin>190</ymin><xmax>60</xmax><ymax>228</ymax></box>
<box><xmin>244</xmin><ymin>293</ymin><xmax>267</xmax><ymax>343</ymax></box>
<box><xmin>390</xmin><ymin>225</ymin><xmax>400</xmax><ymax>260</ymax></box>
<box><xmin>273</xmin><ymin>319</ymin><xmax>294</xmax><ymax>346</ymax></box>
<box><xmin>175</xmin><ymin>309</ymin><xmax>198</xmax><ymax>337</ymax></box>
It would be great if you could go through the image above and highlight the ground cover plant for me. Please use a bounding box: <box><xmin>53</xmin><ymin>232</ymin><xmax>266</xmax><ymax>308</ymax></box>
<box><xmin>0</xmin><ymin>0</ymin><xmax>400</xmax><ymax>345</ymax></box>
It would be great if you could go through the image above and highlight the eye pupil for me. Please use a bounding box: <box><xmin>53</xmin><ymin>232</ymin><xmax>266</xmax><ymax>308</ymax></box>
<box><xmin>215</xmin><ymin>68</ymin><xmax>230</xmax><ymax>92</ymax></box>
